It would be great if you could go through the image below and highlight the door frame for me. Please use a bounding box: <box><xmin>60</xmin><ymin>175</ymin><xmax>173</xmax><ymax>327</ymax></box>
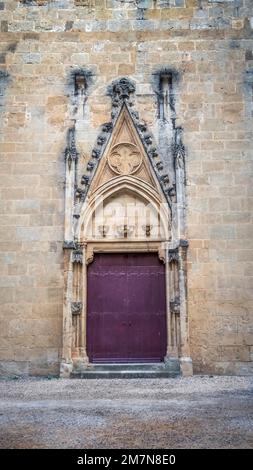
<box><xmin>86</xmin><ymin>245</ymin><xmax>168</xmax><ymax>364</ymax></box>
<box><xmin>61</xmin><ymin>237</ymin><xmax>192</xmax><ymax>376</ymax></box>
<box><xmin>69</xmin><ymin>240</ymin><xmax>175</xmax><ymax>368</ymax></box>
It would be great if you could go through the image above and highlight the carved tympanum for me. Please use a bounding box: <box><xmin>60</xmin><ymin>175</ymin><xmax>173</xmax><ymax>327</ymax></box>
<box><xmin>107</xmin><ymin>142</ymin><xmax>142</xmax><ymax>176</ymax></box>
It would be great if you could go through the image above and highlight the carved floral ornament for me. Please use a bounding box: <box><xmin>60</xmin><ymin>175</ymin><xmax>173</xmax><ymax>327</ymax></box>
<box><xmin>107</xmin><ymin>142</ymin><xmax>142</xmax><ymax>176</ymax></box>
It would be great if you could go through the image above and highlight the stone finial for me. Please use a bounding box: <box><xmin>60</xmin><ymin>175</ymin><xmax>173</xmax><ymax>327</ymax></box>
<box><xmin>108</xmin><ymin>77</ymin><xmax>135</xmax><ymax>108</ymax></box>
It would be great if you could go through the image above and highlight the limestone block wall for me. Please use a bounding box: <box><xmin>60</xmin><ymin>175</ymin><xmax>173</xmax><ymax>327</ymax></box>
<box><xmin>0</xmin><ymin>0</ymin><xmax>252</xmax><ymax>375</ymax></box>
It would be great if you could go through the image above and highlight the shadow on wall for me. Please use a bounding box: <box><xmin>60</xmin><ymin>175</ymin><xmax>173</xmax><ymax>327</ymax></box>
<box><xmin>0</xmin><ymin>70</ymin><xmax>10</xmax><ymax>115</ymax></box>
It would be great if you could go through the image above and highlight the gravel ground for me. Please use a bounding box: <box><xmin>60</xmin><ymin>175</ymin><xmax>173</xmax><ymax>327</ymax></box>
<box><xmin>0</xmin><ymin>376</ymin><xmax>252</xmax><ymax>449</ymax></box>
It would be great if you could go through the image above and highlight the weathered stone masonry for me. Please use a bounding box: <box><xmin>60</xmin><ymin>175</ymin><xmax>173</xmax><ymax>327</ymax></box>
<box><xmin>0</xmin><ymin>0</ymin><xmax>253</xmax><ymax>376</ymax></box>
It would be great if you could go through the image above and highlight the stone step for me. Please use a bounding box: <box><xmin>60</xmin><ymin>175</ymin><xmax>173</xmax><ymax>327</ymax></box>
<box><xmin>70</xmin><ymin>360</ymin><xmax>180</xmax><ymax>379</ymax></box>
<box><xmin>70</xmin><ymin>370</ymin><xmax>178</xmax><ymax>379</ymax></box>
<box><xmin>84</xmin><ymin>362</ymin><xmax>169</xmax><ymax>371</ymax></box>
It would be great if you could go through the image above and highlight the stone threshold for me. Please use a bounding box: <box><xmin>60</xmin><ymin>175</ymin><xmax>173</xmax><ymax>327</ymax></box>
<box><xmin>70</xmin><ymin>361</ymin><xmax>180</xmax><ymax>379</ymax></box>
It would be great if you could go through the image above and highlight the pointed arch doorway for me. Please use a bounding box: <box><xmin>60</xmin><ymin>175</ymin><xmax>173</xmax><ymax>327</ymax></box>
<box><xmin>77</xmin><ymin>102</ymin><xmax>172</xmax><ymax>369</ymax></box>
<box><xmin>61</xmin><ymin>78</ymin><xmax>193</xmax><ymax>377</ymax></box>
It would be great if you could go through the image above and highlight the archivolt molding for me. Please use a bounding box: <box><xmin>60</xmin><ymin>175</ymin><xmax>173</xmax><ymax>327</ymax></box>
<box><xmin>76</xmin><ymin>175</ymin><xmax>171</xmax><ymax>242</ymax></box>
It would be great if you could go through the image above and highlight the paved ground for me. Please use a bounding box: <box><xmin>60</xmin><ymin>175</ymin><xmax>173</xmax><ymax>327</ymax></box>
<box><xmin>0</xmin><ymin>376</ymin><xmax>252</xmax><ymax>449</ymax></box>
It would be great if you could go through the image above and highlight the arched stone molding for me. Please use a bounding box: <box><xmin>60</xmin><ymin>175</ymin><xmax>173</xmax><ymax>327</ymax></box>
<box><xmin>77</xmin><ymin>176</ymin><xmax>171</xmax><ymax>243</ymax></box>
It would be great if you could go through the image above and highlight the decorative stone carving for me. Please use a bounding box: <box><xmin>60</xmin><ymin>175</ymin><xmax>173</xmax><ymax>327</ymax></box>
<box><xmin>148</xmin><ymin>147</ymin><xmax>159</xmax><ymax>159</ymax></box>
<box><xmin>173</xmin><ymin>128</ymin><xmax>185</xmax><ymax>170</ymax></box>
<box><xmin>180</xmin><ymin>239</ymin><xmax>189</xmax><ymax>248</ymax></box>
<box><xmin>92</xmin><ymin>148</ymin><xmax>101</xmax><ymax>159</ymax></box>
<box><xmin>74</xmin><ymin>78</ymin><xmax>174</xmax><ymax>214</ymax></box>
<box><xmin>116</xmin><ymin>224</ymin><xmax>135</xmax><ymax>238</ymax></box>
<box><xmin>160</xmin><ymin>174</ymin><xmax>170</xmax><ymax>184</ymax></box>
<box><xmin>166</xmin><ymin>184</ymin><xmax>176</xmax><ymax>198</ymax></box>
<box><xmin>143</xmin><ymin>134</ymin><xmax>152</xmax><ymax>146</ymax></box>
<box><xmin>179</xmin><ymin>239</ymin><xmax>189</xmax><ymax>265</ymax></box>
<box><xmin>142</xmin><ymin>225</ymin><xmax>153</xmax><ymax>237</ymax></box>
<box><xmin>97</xmin><ymin>135</ymin><xmax>106</xmax><ymax>146</ymax></box>
<box><xmin>71</xmin><ymin>302</ymin><xmax>83</xmax><ymax>315</ymax></box>
<box><xmin>72</xmin><ymin>249</ymin><xmax>83</xmax><ymax>264</ymax></box>
<box><xmin>98</xmin><ymin>225</ymin><xmax>109</xmax><ymax>238</ymax></box>
<box><xmin>107</xmin><ymin>143</ymin><xmax>142</xmax><ymax>175</ymax></box>
<box><xmin>170</xmin><ymin>296</ymin><xmax>180</xmax><ymax>314</ymax></box>
<box><xmin>156</xmin><ymin>161</ymin><xmax>164</xmax><ymax>171</ymax></box>
<box><xmin>137</xmin><ymin>123</ymin><xmax>147</xmax><ymax>133</ymax></box>
<box><xmin>63</xmin><ymin>241</ymin><xmax>76</xmax><ymax>250</ymax></box>
<box><xmin>130</xmin><ymin>110</ymin><xmax>139</xmax><ymax>121</ymax></box>
<box><xmin>65</xmin><ymin>127</ymin><xmax>78</xmax><ymax>169</ymax></box>
<box><xmin>168</xmin><ymin>247</ymin><xmax>179</xmax><ymax>263</ymax></box>
<box><xmin>81</xmin><ymin>175</ymin><xmax>89</xmax><ymax>186</ymax></box>
<box><xmin>87</xmin><ymin>161</ymin><xmax>95</xmax><ymax>171</ymax></box>
<box><xmin>102</xmin><ymin>122</ymin><xmax>113</xmax><ymax>133</ymax></box>
<box><xmin>108</xmin><ymin>77</ymin><xmax>136</xmax><ymax>107</ymax></box>
<box><xmin>75</xmin><ymin>187</ymin><xmax>87</xmax><ymax>202</ymax></box>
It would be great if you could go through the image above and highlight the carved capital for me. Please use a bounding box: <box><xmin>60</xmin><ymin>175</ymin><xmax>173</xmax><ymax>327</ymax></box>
<box><xmin>63</xmin><ymin>240</ymin><xmax>76</xmax><ymax>250</ymax></box>
<box><xmin>168</xmin><ymin>247</ymin><xmax>179</xmax><ymax>263</ymax></box>
<box><xmin>170</xmin><ymin>296</ymin><xmax>180</xmax><ymax>314</ymax></box>
<box><xmin>72</xmin><ymin>249</ymin><xmax>83</xmax><ymax>264</ymax></box>
<box><xmin>71</xmin><ymin>302</ymin><xmax>83</xmax><ymax>315</ymax></box>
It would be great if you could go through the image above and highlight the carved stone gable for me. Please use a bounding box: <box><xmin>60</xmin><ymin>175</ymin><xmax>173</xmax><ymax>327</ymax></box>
<box><xmin>89</xmin><ymin>105</ymin><xmax>158</xmax><ymax>193</ymax></box>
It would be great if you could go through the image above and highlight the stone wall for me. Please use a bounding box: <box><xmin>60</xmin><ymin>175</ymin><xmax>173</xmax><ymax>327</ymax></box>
<box><xmin>0</xmin><ymin>0</ymin><xmax>252</xmax><ymax>376</ymax></box>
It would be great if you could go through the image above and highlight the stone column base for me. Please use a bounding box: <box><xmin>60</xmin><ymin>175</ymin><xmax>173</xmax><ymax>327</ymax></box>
<box><xmin>180</xmin><ymin>357</ymin><xmax>193</xmax><ymax>377</ymax></box>
<box><xmin>72</xmin><ymin>356</ymin><xmax>89</xmax><ymax>372</ymax></box>
<box><xmin>60</xmin><ymin>360</ymin><xmax>73</xmax><ymax>378</ymax></box>
<box><xmin>164</xmin><ymin>356</ymin><xmax>180</xmax><ymax>375</ymax></box>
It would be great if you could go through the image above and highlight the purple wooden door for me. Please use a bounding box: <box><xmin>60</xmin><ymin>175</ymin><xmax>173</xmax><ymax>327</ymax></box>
<box><xmin>87</xmin><ymin>253</ymin><xmax>167</xmax><ymax>363</ymax></box>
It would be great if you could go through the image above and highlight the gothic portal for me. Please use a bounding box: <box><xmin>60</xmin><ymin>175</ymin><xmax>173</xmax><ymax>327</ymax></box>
<box><xmin>61</xmin><ymin>78</ymin><xmax>192</xmax><ymax>377</ymax></box>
